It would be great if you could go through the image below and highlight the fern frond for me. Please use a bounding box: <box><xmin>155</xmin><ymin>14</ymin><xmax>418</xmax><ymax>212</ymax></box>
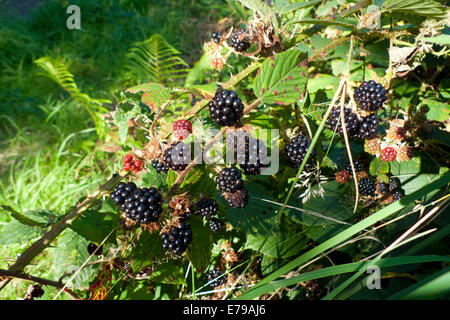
<box><xmin>34</xmin><ymin>57</ymin><xmax>110</xmax><ymax>136</ymax></box>
<box><xmin>124</xmin><ymin>34</ymin><xmax>189</xmax><ymax>84</ymax></box>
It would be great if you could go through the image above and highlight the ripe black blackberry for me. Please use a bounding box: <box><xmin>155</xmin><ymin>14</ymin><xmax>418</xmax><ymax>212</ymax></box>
<box><xmin>163</xmin><ymin>141</ymin><xmax>191</xmax><ymax>172</ymax></box>
<box><xmin>209</xmin><ymin>89</ymin><xmax>244</xmax><ymax>126</ymax></box>
<box><xmin>227</xmin><ymin>132</ymin><xmax>269</xmax><ymax>175</ymax></box>
<box><xmin>196</xmin><ymin>198</ymin><xmax>218</xmax><ymax>218</ymax></box>
<box><xmin>356</xmin><ymin>114</ymin><xmax>379</xmax><ymax>140</ymax></box>
<box><xmin>209</xmin><ymin>217</ymin><xmax>224</xmax><ymax>232</ymax></box>
<box><xmin>87</xmin><ymin>242</ymin><xmax>103</xmax><ymax>256</ymax></box>
<box><xmin>216</xmin><ymin>167</ymin><xmax>244</xmax><ymax>193</ymax></box>
<box><xmin>345</xmin><ymin>160</ymin><xmax>363</xmax><ymax>173</ymax></box>
<box><xmin>354</xmin><ymin>80</ymin><xmax>387</xmax><ymax>111</ymax></box>
<box><xmin>207</xmin><ymin>270</ymin><xmax>226</xmax><ymax>287</ymax></box>
<box><xmin>358</xmin><ymin>178</ymin><xmax>376</xmax><ymax>197</ymax></box>
<box><xmin>226</xmin><ymin>187</ymin><xmax>249</xmax><ymax>208</ymax></box>
<box><xmin>392</xmin><ymin>189</ymin><xmax>404</xmax><ymax>202</ymax></box>
<box><xmin>212</xmin><ymin>32</ymin><xmax>222</xmax><ymax>44</ymax></box>
<box><xmin>325</xmin><ymin>107</ymin><xmax>360</xmax><ymax>139</ymax></box>
<box><xmin>161</xmin><ymin>221</ymin><xmax>192</xmax><ymax>255</ymax></box>
<box><xmin>376</xmin><ymin>182</ymin><xmax>389</xmax><ymax>195</ymax></box>
<box><xmin>110</xmin><ymin>182</ymin><xmax>137</xmax><ymax>206</ymax></box>
<box><xmin>285</xmin><ymin>133</ymin><xmax>317</xmax><ymax>170</ymax></box>
<box><xmin>389</xmin><ymin>177</ymin><xmax>401</xmax><ymax>191</ymax></box>
<box><xmin>121</xmin><ymin>186</ymin><xmax>163</xmax><ymax>224</ymax></box>
<box><xmin>152</xmin><ymin>159</ymin><xmax>169</xmax><ymax>173</ymax></box>
<box><xmin>230</xmin><ymin>29</ymin><xmax>250</xmax><ymax>52</ymax></box>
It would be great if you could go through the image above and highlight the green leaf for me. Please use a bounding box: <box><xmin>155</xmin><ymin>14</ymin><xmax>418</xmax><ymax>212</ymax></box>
<box><xmin>140</xmin><ymin>168</ymin><xmax>167</xmax><ymax>191</ymax></box>
<box><xmin>421</xmin><ymin>97</ymin><xmax>450</xmax><ymax>122</ymax></box>
<box><xmin>222</xmin><ymin>183</ymin><xmax>279</xmax><ymax>235</ymax></box>
<box><xmin>370</xmin><ymin>157</ymin><xmax>390</xmax><ymax>176</ymax></box>
<box><xmin>421</xmin><ymin>34</ymin><xmax>450</xmax><ymax>46</ymax></box>
<box><xmin>274</xmin><ymin>0</ymin><xmax>322</xmax><ymax>15</ymax></box>
<box><xmin>288</xmin><ymin>19</ymin><xmax>357</xmax><ymax>30</ymax></box>
<box><xmin>116</xmin><ymin>282</ymin><xmax>155</xmax><ymax>300</ymax></box>
<box><xmin>238</xmin><ymin>0</ymin><xmax>275</xmax><ymax>17</ymax></box>
<box><xmin>253</xmin><ymin>49</ymin><xmax>308</xmax><ymax>105</ymax></box>
<box><xmin>149</xmin><ymin>261</ymin><xmax>186</xmax><ymax>285</ymax></box>
<box><xmin>381</xmin><ymin>0</ymin><xmax>447</xmax><ymax>17</ymax></box>
<box><xmin>70</xmin><ymin>210</ymin><xmax>116</xmax><ymax>244</ymax></box>
<box><xmin>287</xmin><ymin>181</ymin><xmax>354</xmax><ymax>226</ymax></box>
<box><xmin>113</xmin><ymin>103</ymin><xmax>141</xmax><ymax>144</ymax></box>
<box><xmin>131</xmin><ymin>231</ymin><xmax>164</xmax><ymax>272</ymax></box>
<box><xmin>0</xmin><ymin>220</ymin><xmax>44</xmax><ymax>245</ymax></box>
<box><xmin>124</xmin><ymin>34</ymin><xmax>189</xmax><ymax>84</ymax></box>
<box><xmin>244</xmin><ymin>215</ymin><xmax>309</xmax><ymax>258</ymax></box>
<box><xmin>186</xmin><ymin>216</ymin><xmax>213</xmax><ymax>272</ymax></box>
<box><xmin>52</xmin><ymin>229</ymin><xmax>97</xmax><ymax>289</ymax></box>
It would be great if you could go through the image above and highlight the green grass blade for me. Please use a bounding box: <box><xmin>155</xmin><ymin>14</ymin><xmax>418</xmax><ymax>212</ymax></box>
<box><xmin>387</xmin><ymin>266</ymin><xmax>450</xmax><ymax>300</ymax></box>
<box><xmin>237</xmin><ymin>172</ymin><xmax>450</xmax><ymax>299</ymax></box>
<box><xmin>238</xmin><ymin>255</ymin><xmax>450</xmax><ymax>297</ymax></box>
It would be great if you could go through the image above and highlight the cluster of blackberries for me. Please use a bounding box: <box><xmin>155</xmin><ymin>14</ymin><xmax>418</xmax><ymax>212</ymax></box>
<box><xmin>161</xmin><ymin>220</ymin><xmax>192</xmax><ymax>255</ymax></box>
<box><xmin>110</xmin><ymin>182</ymin><xmax>163</xmax><ymax>225</ymax></box>
<box><xmin>285</xmin><ymin>133</ymin><xmax>316</xmax><ymax>170</ymax></box>
<box><xmin>207</xmin><ymin>270</ymin><xmax>226</xmax><ymax>288</ymax></box>
<box><xmin>325</xmin><ymin>107</ymin><xmax>378</xmax><ymax>140</ymax></box>
<box><xmin>230</xmin><ymin>29</ymin><xmax>250</xmax><ymax>52</ymax></box>
<box><xmin>152</xmin><ymin>159</ymin><xmax>169</xmax><ymax>173</ymax></box>
<box><xmin>209</xmin><ymin>89</ymin><xmax>244</xmax><ymax>126</ymax></box>
<box><xmin>196</xmin><ymin>198</ymin><xmax>225</xmax><ymax>232</ymax></box>
<box><xmin>388</xmin><ymin>177</ymin><xmax>404</xmax><ymax>201</ymax></box>
<box><xmin>216</xmin><ymin>167</ymin><xmax>249</xmax><ymax>208</ymax></box>
<box><xmin>354</xmin><ymin>80</ymin><xmax>387</xmax><ymax>111</ymax></box>
<box><xmin>227</xmin><ymin>132</ymin><xmax>269</xmax><ymax>175</ymax></box>
<box><xmin>163</xmin><ymin>141</ymin><xmax>191</xmax><ymax>172</ymax></box>
<box><xmin>212</xmin><ymin>32</ymin><xmax>222</xmax><ymax>44</ymax></box>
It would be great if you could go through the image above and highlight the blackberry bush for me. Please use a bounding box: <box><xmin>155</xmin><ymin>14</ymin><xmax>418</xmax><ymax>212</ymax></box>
<box><xmin>209</xmin><ymin>89</ymin><xmax>244</xmax><ymax>126</ymax></box>
<box><xmin>354</xmin><ymin>80</ymin><xmax>387</xmax><ymax>111</ymax></box>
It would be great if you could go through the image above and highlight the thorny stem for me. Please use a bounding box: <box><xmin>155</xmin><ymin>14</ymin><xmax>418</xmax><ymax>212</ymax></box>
<box><xmin>0</xmin><ymin>269</ymin><xmax>80</xmax><ymax>300</ymax></box>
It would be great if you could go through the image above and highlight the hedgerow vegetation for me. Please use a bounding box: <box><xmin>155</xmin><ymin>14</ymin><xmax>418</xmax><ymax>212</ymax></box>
<box><xmin>0</xmin><ymin>0</ymin><xmax>449</xmax><ymax>300</ymax></box>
